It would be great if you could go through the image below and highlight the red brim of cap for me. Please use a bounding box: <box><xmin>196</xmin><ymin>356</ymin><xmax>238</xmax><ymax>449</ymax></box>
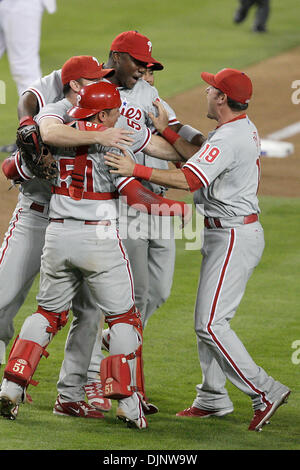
<box><xmin>200</xmin><ymin>72</ymin><xmax>217</xmax><ymax>87</ymax></box>
<box><xmin>75</xmin><ymin>67</ymin><xmax>115</xmax><ymax>82</ymax></box>
<box><xmin>97</xmin><ymin>67</ymin><xmax>115</xmax><ymax>78</ymax></box>
<box><xmin>130</xmin><ymin>53</ymin><xmax>163</xmax><ymax>70</ymax></box>
<box><xmin>83</xmin><ymin>67</ymin><xmax>115</xmax><ymax>80</ymax></box>
<box><xmin>67</xmin><ymin>107</ymin><xmax>102</xmax><ymax>119</ymax></box>
<box><xmin>148</xmin><ymin>62</ymin><xmax>163</xmax><ymax>71</ymax></box>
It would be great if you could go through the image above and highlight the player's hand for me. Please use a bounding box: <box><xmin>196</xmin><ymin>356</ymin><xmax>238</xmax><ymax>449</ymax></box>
<box><xmin>96</xmin><ymin>128</ymin><xmax>134</xmax><ymax>147</ymax></box>
<box><xmin>149</xmin><ymin>100</ymin><xmax>169</xmax><ymax>134</ymax></box>
<box><xmin>180</xmin><ymin>203</ymin><xmax>192</xmax><ymax>229</ymax></box>
<box><xmin>104</xmin><ymin>146</ymin><xmax>135</xmax><ymax>176</ymax></box>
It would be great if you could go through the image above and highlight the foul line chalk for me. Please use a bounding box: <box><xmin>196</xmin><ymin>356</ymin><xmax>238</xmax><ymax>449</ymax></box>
<box><xmin>266</xmin><ymin>121</ymin><xmax>300</xmax><ymax>141</ymax></box>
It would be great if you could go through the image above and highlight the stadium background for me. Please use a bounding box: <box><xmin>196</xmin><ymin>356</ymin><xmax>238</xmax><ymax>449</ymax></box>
<box><xmin>0</xmin><ymin>0</ymin><xmax>299</xmax><ymax>451</ymax></box>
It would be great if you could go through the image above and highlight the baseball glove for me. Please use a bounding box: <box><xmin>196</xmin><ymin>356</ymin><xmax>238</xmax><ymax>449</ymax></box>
<box><xmin>16</xmin><ymin>120</ymin><xmax>58</xmax><ymax>181</ymax></box>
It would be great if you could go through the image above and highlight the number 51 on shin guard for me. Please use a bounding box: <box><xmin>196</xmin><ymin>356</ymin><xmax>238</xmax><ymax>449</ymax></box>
<box><xmin>100</xmin><ymin>354</ymin><xmax>133</xmax><ymax>400</ymax></box>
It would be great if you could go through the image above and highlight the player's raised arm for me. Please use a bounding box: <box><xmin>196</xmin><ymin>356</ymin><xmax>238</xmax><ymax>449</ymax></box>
<box><xmin>104</xmin><ymin>146</ymin><xmax>196</xmax><ymax>191</ymax></box>
<box><xmin>39</xmin><ymin>116</ymin><xmax>134</xmax><ymax>148</ymax></box>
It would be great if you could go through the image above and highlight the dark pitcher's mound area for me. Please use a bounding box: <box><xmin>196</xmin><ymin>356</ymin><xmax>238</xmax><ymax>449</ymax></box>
<box><xmin>1</xmin><ymin>47</ymin><xmax>300</xmax><ymax>237</ymax></box>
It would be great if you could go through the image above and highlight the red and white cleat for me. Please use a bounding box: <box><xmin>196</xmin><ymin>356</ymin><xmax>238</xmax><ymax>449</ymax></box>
<box><xmin>0</xmin><ymin>379</ymin><xmax>25</xmax><ymax>420</ymax></box>
<box><xmin>84</xmin><ymin>381</ymin><xmax>112</xmax><ymax>412</ymax></box>
<box><xmin>176</xmin><ymin>405</ymin><xmax>233</xmax><ymax>418</ymax></box>
<box><xmin>248</xmin><ymin>390</ymin><xmax>291</xmax><ymax>431</ymax></box>
<box><xmin>116</xmin><ymin>393</ymin><xmax>148</xmax><ymax>430</ymax></box>
<box><xmin>53</xmin><ymin>395</ymin><xmax>105</xmax><ymax>419</ymax></box>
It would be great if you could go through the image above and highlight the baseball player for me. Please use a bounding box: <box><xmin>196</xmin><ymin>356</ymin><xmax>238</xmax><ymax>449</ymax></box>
<box><xmin>0</xmin><ymin>55</ymin><xmax>135</xmax><ymax>413</ymax></box>
<box><xmin>0</xmin><ymin>0</ymin><xmax>57</xmax><ymax>153</ymax></box>
<box><xmin>103</xmin><ymin>31</ymin><xmax>205</xmax><ymax>328</ymax></box>
<box><xmin>0</xmin><ymin>0</ymin><xmax>56</xmax><ymax>97</ymax></box>
<box><xmin>233</xmin><ymin>0</ymin><xmax>270</xmax><ymax>33</ymax></box>
<box><xmin>104</xmin><ymin>68</ymin><xmax>291</xmax><ymax>432</ymax></box>
<box><xmin>0</xmin><ymin>81</ymin><xmax>188</xmax><ymax>429</ymax></box>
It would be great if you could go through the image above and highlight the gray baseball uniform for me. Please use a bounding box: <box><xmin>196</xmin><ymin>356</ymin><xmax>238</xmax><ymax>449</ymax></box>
<box><xmin>182</xmin><ymin>114</ymin><xmax>288</xmax><ymax>411</ymax></box>
<box><xmin>14</xmin><ymin>121</ymin><xmax>147</xmax><ymax>421</ymax></box>
<box><xmin>30</xmin><ymin>96</ymin><xmax>151</xmax><ymax>398</ymax></box>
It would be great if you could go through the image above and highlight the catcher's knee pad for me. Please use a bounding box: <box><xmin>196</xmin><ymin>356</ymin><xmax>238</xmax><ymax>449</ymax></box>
<box><xmin>4</xmin><ymin>336</ymin><xmax>49</xmax><ymax>388</ymax></box>
<box><xmin>35</xmin><ymin>305</ymin><xmax>69</xmax><ymax>335</ymax></box>
<box><xmin>105</xmin><ymin>305</ymin><xmax>143</xmax><ymax>338</ymax></box>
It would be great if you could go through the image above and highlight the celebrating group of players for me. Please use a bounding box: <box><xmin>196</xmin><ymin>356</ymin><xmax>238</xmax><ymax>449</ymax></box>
<box><xmin>0</xmin><ymin>30</ymin><xmax>290</xmax><ymax>432</ymax></box>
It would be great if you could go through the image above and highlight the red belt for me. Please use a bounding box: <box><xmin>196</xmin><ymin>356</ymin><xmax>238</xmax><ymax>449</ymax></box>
<box><xmin>50</xmin><ymin>218</ymin><xmax>111</xmax><ymax>226</ymax></box>
<box><xmin>204</xmin><ymin>213</ymin><xmax>258</xmax><ymax>229</ymax></box>
<box><xmin>30</xmin><ymin>202</ymin><xmax>45</xmax><ymax>213</ymax></box>
<box><xmin>52</xmin><ymin>186</ymin><xmax>118</xmax><ymax>200</ymax></box>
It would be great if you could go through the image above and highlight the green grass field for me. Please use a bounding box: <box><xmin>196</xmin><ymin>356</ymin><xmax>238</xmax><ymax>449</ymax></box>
<box><xmin>0</xmin><ymin>196</ymin><xmax>299</xmax><ymax>452</ymax></box>
<box><xmin>0</xmin><ymin>0</ymin><xmax>300</xmax><ymax>454</ymax></box>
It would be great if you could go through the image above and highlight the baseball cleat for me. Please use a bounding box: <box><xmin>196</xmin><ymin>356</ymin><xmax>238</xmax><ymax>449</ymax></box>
<box><xmin>0</xmin><ymin>379</ymin><xmax>25</xmax><ymax>420</ymax></box>
<box><xmin>117</xmin><ymin>412</ymin><xmax>148</xmax><ymax>430</ymax></box>
<box><xmin>0</xmin><ymin>397</ymin><xmax>19</xmax><ymax>420</ymax></box>
<box><xmin>248</xmin><ymin>390</ymin><xmax>291</xmax><ymax>432</ymax></box>
<box><xmin>84</xmin><ymin>381</ymin><xmax>112</xmax><ymax>412</ymax></box>
<box><xmin>176</xmin><ymin>406</ymin><xmax>234</xmax><ymax>418</ymax></box>
<box><xmin>53</xmin><ymin>395</ymin><xmax>105</xmax><ymax>419</ymax></box>
<box><xmin>116</xmin><ymin>393</ymin><xmax>148</xmax><ymax>429</ymax></box>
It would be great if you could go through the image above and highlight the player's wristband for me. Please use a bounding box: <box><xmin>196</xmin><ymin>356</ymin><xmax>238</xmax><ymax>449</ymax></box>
<box><xmin>162</xmin><ymin>127</ymin><xmax>180</xmax><ymax>145</ymax></box>
<box><xmin>19</xmin><ymin>115</ymin><xmax>36</xmax><ymax>127</ymax></box>
<box><xmin>133</xmin><ymin>164</ymin><xmax>153</xmax><ymax>181</ymax></box>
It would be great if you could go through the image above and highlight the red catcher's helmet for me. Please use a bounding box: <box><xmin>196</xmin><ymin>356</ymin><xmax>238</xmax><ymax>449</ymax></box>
<box><xmin>68</xmin><ymin>81</ymin><xmax>122</xmax><ymax>119</ymax></box>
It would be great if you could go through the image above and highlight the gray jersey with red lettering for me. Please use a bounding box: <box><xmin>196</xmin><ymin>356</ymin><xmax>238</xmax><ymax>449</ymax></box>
<box><xmin>34</xmin><ymin>97</ymin><xmax>151</xmax><ymax>220</ymax></box>
<box><xmin>183</xmin><ymin>115</ymin><xmax>261</xmax><ymax>218</ymax></box>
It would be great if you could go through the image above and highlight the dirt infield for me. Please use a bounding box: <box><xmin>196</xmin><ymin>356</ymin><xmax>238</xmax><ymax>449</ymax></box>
<box><xmin>1</xmin><ymin>46</ymin><xmax>300</xmax><ymax>238</ymax></box>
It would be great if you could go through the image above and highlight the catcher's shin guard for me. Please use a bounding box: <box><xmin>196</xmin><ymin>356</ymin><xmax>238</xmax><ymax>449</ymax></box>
<box><xmin>4</xmin><ymin>337</ymin><xmax>49</xmax><ymax>388</ymax></box>
<box><xmin>100</xmin><ymin>354</ymin><xmax>133</xmax><ymax>400</ymax></box>
<box><xmin>101</xmin><ymin>307</ymin><xmax>147</xmax><ymax>401</ymax></box>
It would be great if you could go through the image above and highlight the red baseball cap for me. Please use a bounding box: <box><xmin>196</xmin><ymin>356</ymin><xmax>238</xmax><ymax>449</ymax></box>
<box><xmin>68</xmin><ymin>81</ymin><xmax>121</xmax><ymax>119</ymax></box>
<box><xmin>61</xmin><ymin>55</ymin><xmax>115</xmax><ymax>85</ymax></box>
<box><xmin>201</xmin><ymin>68</ymin><xmax>253</xmax><ymax>104</ymax></box>
<box><xmin>110</xmin><ymin>31</ymin><xmax>163</xmax><ymax>70</ymax></box>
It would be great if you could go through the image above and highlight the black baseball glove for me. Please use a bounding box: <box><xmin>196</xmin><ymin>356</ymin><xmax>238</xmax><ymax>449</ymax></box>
<box><xmin>16</xmin><ymin>117</ymin><xmax>58</xmax><ymax>181</ymax></box>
